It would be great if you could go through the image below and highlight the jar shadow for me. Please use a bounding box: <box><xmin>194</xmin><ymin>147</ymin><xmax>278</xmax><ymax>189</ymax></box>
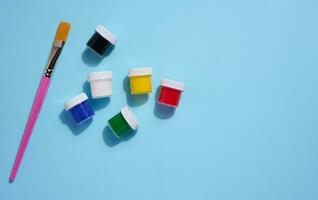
<box><xmin>81</xmin><ymin>48</ymin><xmax>103</xmax><ymax>66</ymax></box>
<box><xmin>102</xmin><ymin>126</ymin><xmax>137</xmax><ymax>147</ymax></box>
<box><xmin>59</xmin><ymin>110</ymin><xmax>93</xmax><ymax>135</ymax></box>
<box><xmin>153</xmin><ymin>87</ymin><xmax>175</xmax><ymax>119</ymax></box>
<box><xmin>83</xmin><ymin>81</ymin><xmax>110</xmax><ymax>110</ymax></box>
<box><xmin>81</xmin><ymin>46</ymin><xmax>115</xmax><ymax>67</ymax></box>
<box><xmin>123</xmin><ymin>76</ymin><xmax>149</xmax><ymax>107</ymax></box>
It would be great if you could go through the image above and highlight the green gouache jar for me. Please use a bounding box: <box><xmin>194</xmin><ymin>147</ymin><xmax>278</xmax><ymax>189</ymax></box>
<box><xmin>108</xmin><ymin>106</ymin><xmax>140</xmax><ymax>138</ymax></box>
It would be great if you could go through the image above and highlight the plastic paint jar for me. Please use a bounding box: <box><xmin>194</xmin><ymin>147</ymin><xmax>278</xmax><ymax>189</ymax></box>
<box><xmin>87</xmin><ymin>25</ymin><xmax>117</xmax><ymax>57</ymax></box>
<box><xmin>158</xmin><ymin>79</ymin><xmax>185</xmax><ymax>107</ymax></box>
<box><xmin>64</xmin><ymin>93</ymin><xmax>94</xmax><ymax>125</ymax></box>
<box><xmin>128</xmin><ymin>67</ymin><xmax>153</xmax><ymax>95</ymax></box>
<box><xmin>88</xmin><ymin>71</ymin><xmax>112</xmax><ymax>99</ymax></box>
<box><xmin>108</xmin><ymin>106</ymin><xmax>140</xmax><ymax>138</ymax></box>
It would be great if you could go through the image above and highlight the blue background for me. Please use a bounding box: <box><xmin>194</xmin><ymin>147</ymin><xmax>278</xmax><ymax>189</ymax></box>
<box><xmin>0</xmin><ymin>0</ymin><xmax>318</xmax><ymax>199</ymax></box>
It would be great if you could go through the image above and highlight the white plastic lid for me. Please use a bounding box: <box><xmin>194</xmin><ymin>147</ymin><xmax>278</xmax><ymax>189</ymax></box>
<box><xmin>128</xmin><ymin>67</ymin><xmax>153</xmax><ymax>77</ymax></box>
<box><xmin>95</xmin><ymin>25</ymin><xmax>117</xmax><ymax>45</ymax></box>
<box><xmin>64</xmin><ymin>93</ymin><xmax>88</xmax><ymax>111</ymax></box>
<box><xmin>120</xmin><ymin>106</ymin><xmax>140</xmax><ymax>130</ymax></box>
<box><xmin>88</xmin><ymin>71</ymin><xmax>112</xmax><ymax>82</ymax></box>
<box><xmin>160</xmin><ymin>79</ymin><xmax>185</xmax><ymax>91</ymax></box>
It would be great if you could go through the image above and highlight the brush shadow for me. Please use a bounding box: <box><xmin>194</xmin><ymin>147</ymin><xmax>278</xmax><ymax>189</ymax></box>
<box><xmin>83</xmin><ymin>81</ymin><xmax>110</xmax><ymax>110</ymax></box>
<box><xmin>81</xmin><ymin>45</ymin><xmax>115</xmax><ymax>67</ymax></box>
<box><xmin>123</xmin><ymin>76</ymin><xmax>149</xmax><ymax>107</ymax></box>
<box><xmin>59</xmin><ymin>110</ymin><xmax>93</xmax><ymax>135</ymax></box>
<box><xmin>153</xmin><ymin>87</ymin><xmax>176</xmax><ymax>119</ymax></box>
<box><xmin>103</xmin><ymin>126</ymin><xmax>137</xmax><ymax>147</ymax></box>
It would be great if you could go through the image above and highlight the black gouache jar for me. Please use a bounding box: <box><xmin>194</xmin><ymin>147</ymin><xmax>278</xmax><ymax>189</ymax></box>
<box><xmin>87</xmin><ymin>25</ymin><xmax>117</xmax><ymax>57</ymax></box>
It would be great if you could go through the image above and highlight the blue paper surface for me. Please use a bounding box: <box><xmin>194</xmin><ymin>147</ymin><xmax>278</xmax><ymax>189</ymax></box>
<box><xmin>0</xmin><ymin>0</ymin><xmax>318</xmax><ymax>199</ymax></box>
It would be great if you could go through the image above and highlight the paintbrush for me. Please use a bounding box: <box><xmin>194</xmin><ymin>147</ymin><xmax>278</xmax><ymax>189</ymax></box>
<box><xmin>9</xmin><ymin>21</ymin><xmax>71</xmax><ymax>182</ymax></box>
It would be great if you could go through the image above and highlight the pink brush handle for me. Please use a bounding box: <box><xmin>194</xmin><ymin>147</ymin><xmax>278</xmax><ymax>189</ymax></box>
<box><xmin>9</xmin><ymin>76</ymin><xmax>51</xmax><ymax>182</ymax></box>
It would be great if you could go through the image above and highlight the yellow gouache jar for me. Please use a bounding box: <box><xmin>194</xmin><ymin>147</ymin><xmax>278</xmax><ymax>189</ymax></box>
<box><xmin>128</xmin><ymin>67</ymin><xmax>153</xmax><ymax>95</ymax></box>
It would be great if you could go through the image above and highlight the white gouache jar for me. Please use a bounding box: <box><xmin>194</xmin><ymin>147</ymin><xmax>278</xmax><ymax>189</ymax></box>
<box><xmin>88</xmin><ymin>71</ymin><xmax>112</xmax><ymax>99</ymax></box>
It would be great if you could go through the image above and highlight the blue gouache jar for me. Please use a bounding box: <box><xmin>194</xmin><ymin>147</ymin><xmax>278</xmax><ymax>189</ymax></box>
<box><xmin>64</xmin><ymin>93</ymin><xmax>94</xmax><ymax>125</ymax></box>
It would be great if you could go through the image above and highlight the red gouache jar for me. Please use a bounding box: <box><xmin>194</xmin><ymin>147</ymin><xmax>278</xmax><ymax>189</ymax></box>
<box><xmin>158</xmin><ymin>79</ymin><xmax>185</xmax><ymax>107</ymax></box>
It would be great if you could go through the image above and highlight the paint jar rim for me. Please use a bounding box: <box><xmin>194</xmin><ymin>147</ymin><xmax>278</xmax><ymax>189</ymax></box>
<box><xmin>95</xmin><ymin>25</ymin><xmax>117</xmax><ymax>45</ymax></box>
<box><xmin>88</xmin><ymin>71</ymin><xmax>112</xmax><ymax>82</ymax></box>
<box><xmin>64</xmin><ymin>93</ymin><xmax>88</xmax><ymax>111</ymax></box>
<box><xmin>120</xmin><ymin>106</ymin><xmax>140</xmax><ymax>130</ymax></box>
<box><xmin>160</xmin><ymin>79</ymin><xmax>185</xmax><ymax>91</ymax></box>
<box><xmin>128</xmin><ymin>67</ymin><xmax>153</xmax><ymax>77</ymax></box>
